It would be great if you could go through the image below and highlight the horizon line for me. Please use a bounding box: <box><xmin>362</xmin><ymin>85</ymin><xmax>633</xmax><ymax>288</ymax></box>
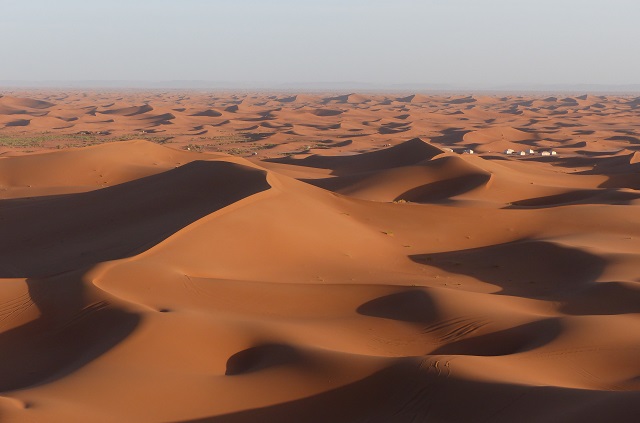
<box><xmin>2</xmin><ymin>80</ymin><xmax>640</xmax><ymax>95</ymax></box>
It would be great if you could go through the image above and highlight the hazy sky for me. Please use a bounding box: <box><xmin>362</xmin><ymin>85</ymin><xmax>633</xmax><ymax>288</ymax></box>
<box><xmin>1</xmin><ymin>0</ymin><xmax>639</xmax><ymax>87</ymax></box>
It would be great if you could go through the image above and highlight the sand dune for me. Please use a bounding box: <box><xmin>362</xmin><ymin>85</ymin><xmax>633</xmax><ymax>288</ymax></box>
<box><xmin>1</xmin><ymin>91</ymin><xmax>640</xmax><ymax>422</ymax></box>
<box><xmin>1</xmin><ymin>90</ymin><xmax>638</xmax><ymax>161</ymax></box>
<box><xmin>266</xmin><ymin>138</ymin><xmax>444</xmax><ymax>175</ymax></box>
<box><xmin>0</xmin><ymin>96</ymin><xmax>55</xmax><ymax>110</ymax></box>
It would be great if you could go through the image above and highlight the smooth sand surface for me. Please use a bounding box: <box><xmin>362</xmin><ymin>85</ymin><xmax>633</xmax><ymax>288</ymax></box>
<box><xmin>1</xmin><ymin>91</ymin><xmax>640</xmax><ymax>422</ymax></box>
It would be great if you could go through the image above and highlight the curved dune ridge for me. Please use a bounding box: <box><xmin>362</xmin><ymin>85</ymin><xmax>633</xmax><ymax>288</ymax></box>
<box><xmin>0</xmin><ymin>92</ymin><xmax>640</xmax><ymax>422</ymax></box>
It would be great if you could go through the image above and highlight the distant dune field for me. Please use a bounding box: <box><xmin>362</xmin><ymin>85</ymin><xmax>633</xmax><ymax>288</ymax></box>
<box><xmin>1</xmin><ymin>91</ymin><xmax>640</xmax><ymax>422</ymax></box>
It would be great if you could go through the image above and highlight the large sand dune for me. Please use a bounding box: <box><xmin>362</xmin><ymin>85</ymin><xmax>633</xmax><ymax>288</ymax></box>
<box><xmin>1</xmin><ymin>91</ymin><xmax>640</xmax><ymax>422</ymax></box>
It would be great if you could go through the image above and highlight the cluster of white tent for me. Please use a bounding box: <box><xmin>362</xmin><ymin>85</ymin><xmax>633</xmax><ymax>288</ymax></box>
<box><xmin>504</xmin><ymin>148</ymin><xmax>557</xmax><ymax>156</ymax></box>
<box><xmin>448</xmin><ymin>148</ymin><xmax>557</xmax><ymax>156</ymax></box>
<box><xmin>458</xmin><ymin>148</ymin><xmax>558</xmax><ymax>156</ymax></box>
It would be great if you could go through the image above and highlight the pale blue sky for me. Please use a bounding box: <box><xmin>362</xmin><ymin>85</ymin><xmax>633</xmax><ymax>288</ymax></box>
<box><xmin>1</xmin><ymin>0</ymin><xmax>639</xmax><ymax>87</ymax></box>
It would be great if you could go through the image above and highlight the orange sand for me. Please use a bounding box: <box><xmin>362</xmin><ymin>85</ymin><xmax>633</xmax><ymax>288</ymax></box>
<box><xmin>0</xmin><ymin>91</ymin><xmax>640</xmax><ymax>422</ymax></box>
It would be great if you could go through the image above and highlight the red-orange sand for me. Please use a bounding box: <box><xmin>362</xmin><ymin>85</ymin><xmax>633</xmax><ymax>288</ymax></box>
<box><xmin>1</xmin><ymin>91</ymin><xmax>640</xmax><ymax>422</ymax></box>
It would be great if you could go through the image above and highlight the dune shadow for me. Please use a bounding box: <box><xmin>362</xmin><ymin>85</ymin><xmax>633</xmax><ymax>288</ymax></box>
<box><xmin>173</xmin><ymin>358</ymin><xmax>640</xmax><ymax>423</ymax></box>
<box><xmin>5</xmin><ymin>119</ymin><xmax>31</xmax><ymax>127</ymax></box>
<box><xmin>378</xmin><ymin>126</ymin><xmax>411</xmax><ymax>135</ymax></box>
<box><xmin>322</xmin><ymin>94</ymin><xmax>357</xmax><ymax>104</ymax></box>
<box><xmin>190</xmin><ymin>109</ymin><xmax>223</xmax><ymax>117</ymax></box>
<box><xmin>505</xmin><ymin>189</ymin><xmax>640</xmax><ymax>208</ymax></box>
<box><xmin>607</xmin><ymin>135</ymin><xmax>640</xmax><ymax>144</ymax></box>
<box><xmin>298</xmin><ymin>123</ymin><xmax>341</xmax><ymax>131</ymax></box>
<box><xmin>0</xmin><ymin>160</ymin><xmax>270</xmax><ymax>392</ymax></box>
<box><xmin>178</xmin><ymin>360</ymin><xmax>430</xmax><ymax>423</ymax></box>
<box><xmin>225</xmin><ymin>344</ymin><xmax>302</xmax><ymax>376</ymax></box>
<box><xmin>597</xmin><ymin>174</ymin><xmax>640</xmax><ymax>190</ymax></box>
<box><xmin>429</xmin><ymin>128</ymin><xmax>472</xmax><ymax>145</ymax></box>
<box><xmin>560</xmin><ymin>281</ymin><xmax>640</xmax><ymax>315</ymax></box>
<box><xmin>430</xmin><ymin>318</ymin><xmax>562</xmax><ymax>356</ymax></box>
<box><xmin>356</xmin><ymin>290</ymin><xmax>438</xmax><ymax>323</ymax></box>
<box><xmin>410</xmin><ymin>240</ymin><xmax>606</xmax><ymax>300</ymax></box>
<box><xmin>275</xmin><ymin>96</ymin><xmax>297</xmax><ymax>103</ymax></box>
<box><xmin>445</xmin><ymin>96</ymin><xmax>477</xmax><ymax>105</ymax></box>
<box><xmin>264</xmin><ymin>138</ymin><xmax>442</xmax><ymax>176</ymax></box>
<box><xmin>100</xmin><ymin>104</ymin><xmax>154</xmax><ymax>116</ymax></box>
<box><xmin>533</xmin><ymin>155</ymin><xmax>616</xmax><ymax>169</ymax></box>
<box><xmin>0</xmin><ymin>272</ymin><xmax>139</xmax><ymax>392</ymax></box>
<box><xmin>312</xmin><ymin>109</ymin><xmax>343</xmax><ymax>117</ymax></box>
<box><xmin>0</xmin><ymin>160</ymin><xmax>270</xmax><ymax>278</ymax></box>
<box><xmin>574</xmin><ymin>150</ymin><xmax>618</xmax><ymax>157</ymax></box>
<box><xmin>395</xmin><ymin>173</ymin><xmax>492</xmax><ymax>203</ymax></box>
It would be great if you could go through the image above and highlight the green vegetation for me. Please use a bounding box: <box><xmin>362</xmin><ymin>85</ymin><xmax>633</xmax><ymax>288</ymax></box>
<box><xmin>255</xmin><ymin>143</ymin><xmax>277</xmax><ymax>150</ymax></box>
<box><xmin>193</xmin><ymin>133</ymin><xmax>271</xmax><ymax>144</ymax></box>
<box><xmin>224</xmin><ymin>147</ymin><xmax>251</xmax><ymax>155</ymax></box>
<box><xmin>112</xmin><ymin>134</ymin><xmax>172</xmax><ymax>144</ymax></box>
<box><xmin>203</xmin><ymin>133</ymin><xmax>254</xmax><ymax>143</ymax></box>
<box><xmin>0</xmin><ymin>134</ymin><xmax>52</xmax><ymax>147</ymax></box>
<box><xmin>0</xmin><ymin>132</ymin><xmax>173</xmax><ymax>148</ymax></box>
<box><xmin>0</xmin><ymin>130</ymin><xmax>276</xmax><ymax>156</ymax></box>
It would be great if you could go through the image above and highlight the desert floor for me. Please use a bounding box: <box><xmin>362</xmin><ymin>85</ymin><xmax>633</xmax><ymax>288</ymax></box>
<box><xmin>1</xmin><ymin>91</ymin><xmax>640</xmax><ymax>422</ymax></box>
